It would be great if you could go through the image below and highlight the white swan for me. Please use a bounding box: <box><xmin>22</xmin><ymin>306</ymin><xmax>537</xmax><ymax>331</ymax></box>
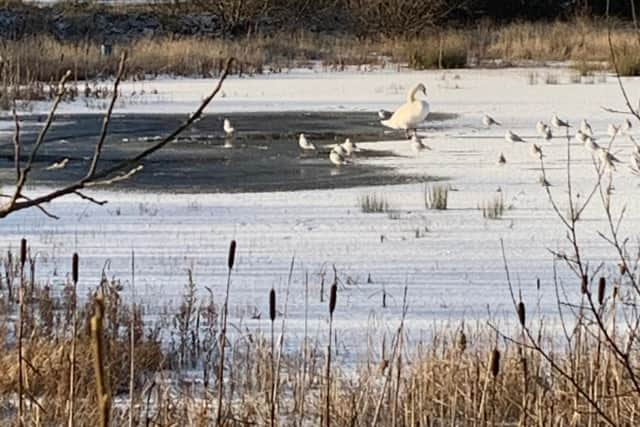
<box><xmin>536</xmin><ymin>121</ymin><xmax>546</xmax><ymax>135</ymax></box>
<box><xmin>552</xmin><ymin>115</ymin><xmax>570</xmax><ymax>128</ymax></box>
<box><xmin>505</xmin><ymin>130</ymin><xmax>525</xmax><ymax>143</ymax></box>
<box><xmin>381</xmin><ymin>83</ymin><xmax>430</xmax><ymax>134</ymax></box>
<box><xmin>298</xmin><ymin>133</ymin><xmax>316</xmax><ymax>150</ymax></box>
<box><xmin>329</xmin><ymin>148</ymin><xmax>350</xmax><ymax>166</ymax></box>
<box><xmin>223</xmin><ymin>118</ymin><xmax>235</xmax><ymax>136</ymax></box>
<box><xmin>482</xmin><ymin>114</ymin><xmax>500</xmax><ymax>127</ymax></box>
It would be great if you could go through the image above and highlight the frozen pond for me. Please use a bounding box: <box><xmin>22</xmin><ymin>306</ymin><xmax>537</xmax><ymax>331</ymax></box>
<box><xmin>1</xmin><ymin>66</ymin><xmax>639</xmax><ymax>360</ymax></box>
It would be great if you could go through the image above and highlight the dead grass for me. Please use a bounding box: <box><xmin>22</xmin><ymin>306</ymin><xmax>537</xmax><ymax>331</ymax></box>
<box><xmin>0</xmin><ymin>18</ymin><xmax>638</xmax><ymax>104</ymax></box>
<box><xmin>1</xmin><ymin>244</ymin><xmax>640</xmax><ymax>425</ymax></box>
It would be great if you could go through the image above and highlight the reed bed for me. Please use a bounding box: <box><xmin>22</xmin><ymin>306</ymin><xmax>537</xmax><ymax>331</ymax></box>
<box><xmin>0</xmin><ymin>18</ymin><xmax>638</xmax><ymax>89</ymax></box>
<box><xmin>1</xmin><ymin>241</ymin><xmax>640</xmax><ymax>426</ymax></box>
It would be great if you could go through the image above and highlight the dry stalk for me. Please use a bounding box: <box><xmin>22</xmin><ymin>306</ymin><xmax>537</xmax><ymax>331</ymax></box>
<box><xmin>216</xmin><ymin>239</ymin><xmax>236</xmax><ymax>426</ymax></box>
<box><xmin>91</xmin><ymin>294</ymin><xmax>110</xmax><ymax>427</ymax></box>
<box><xmin>67</xmin><ymin>252</ymin><xmax>79</xmax><ymax>427</ymax></box>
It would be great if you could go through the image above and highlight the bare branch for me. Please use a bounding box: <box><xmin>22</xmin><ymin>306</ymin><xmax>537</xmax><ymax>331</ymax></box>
<box><xmin>0</xmin><ymin>57</ymin><xmax>235</xmax><ymax>219</ymax></box>
<box><xmin>85</xmin><ymin>165</ymin><xmax>143</xmax><ymax>187</ymax></box>
<box><xmin>86</xmin><ymin>52</ymin><xmax>127</xmax><ymax>179</ymax></box>
<box><xmin>73</xmin><ymin>191</ymin><xmax>108</xmax><ymax>206</ymax></box>
<box><xmin>12</xmin><ymin>105</ymin><xmax>20</xmax><ymax>183</ymax></box>
<box><xmin>2</xmin><ymin>70</ymin><xmax>72</xmax><ymax>213</ymax></box>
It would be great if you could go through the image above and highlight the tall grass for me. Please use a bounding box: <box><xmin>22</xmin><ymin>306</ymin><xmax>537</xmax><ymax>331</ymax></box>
<box><xmin>1</xmin><ymin>243</ymin><xmax>640</xmax><ymax>425</ymax></box>
<box><xmin>0</xmin><ymin>18</ymin><xmax>638</xmax><ymax>91</ymax></box>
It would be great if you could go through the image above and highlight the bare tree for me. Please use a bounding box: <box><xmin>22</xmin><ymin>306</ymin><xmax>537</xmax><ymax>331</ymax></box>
<box><xmin>0</xmin><ymin>54</ymin><xmax>234</xmax><ymax>220</ymax></box>
<box><xmin>345</xmin><ymin>0</ymin><xmax>471</xmax><ymax>37</ymax></box>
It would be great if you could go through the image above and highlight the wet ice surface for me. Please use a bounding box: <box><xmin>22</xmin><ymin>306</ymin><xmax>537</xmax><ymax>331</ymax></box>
<box><xmin>0</xmin><ymin>111</ymin><xmax>455</xmax><ymax>192</ymax></box>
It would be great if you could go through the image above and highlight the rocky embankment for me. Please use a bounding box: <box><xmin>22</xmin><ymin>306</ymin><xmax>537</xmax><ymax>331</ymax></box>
<box><xmin>0</xmin><ymin>7</ymin><xmax>244</xmax><ymax>42</ymax></box>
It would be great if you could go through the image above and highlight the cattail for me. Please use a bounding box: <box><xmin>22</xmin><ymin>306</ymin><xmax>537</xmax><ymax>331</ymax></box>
<box><xmin>72</xmin><ymin>253</ymin><xmax>79</xmax><ymax>284</ymax></box>
<box><xmin>458</xmin><ymin>330</ymin><xmax>467</xmax><ymax>353</ymax></box>
<box><xmin>227</xmin><ymin>240</ymin><xmax>236</xmax><ymax>270</ymax></box>
<box><xmin>598</xmin><ymin>277</ymin><xmax>606</xmax><ymax>305</ymax></box>
<box><xmin>329</xmin><ymin>282</ymin><xmax>337</xmax><ymax>315</ymax></box>
<box><xmin>269</xmin><ymin>288</ymin><xmax>276</xmax><ymax>321</ymax></box>
<box><xmin>619</xmin><ymin>263</ymin><xmax>627</xmax><ymax>275</ymax></box>
<box><xmin>490</xmin><ymin>348</ymin><xmax>500</xmax><ymax>378</ymax></box>
<box><xmin>517</xmin><ymin>301</ymin><xmax>525</xmax><ymax>327</ymax></box>
<box><xmin>20</xmin><ymin>238</ymin><xmax>27</xmax><ymax>268</ymax></box>
<box><xmin>581</xmin><ymin>274</ymin><xmax>588</xmax><ymax>294</ymax></box>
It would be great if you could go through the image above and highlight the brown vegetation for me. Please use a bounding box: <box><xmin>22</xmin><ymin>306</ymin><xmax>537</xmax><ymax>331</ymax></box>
<box><xmin>0</xmin><ymin>18</ymin><xmax>639</xmax><ymax>92</ymax></box>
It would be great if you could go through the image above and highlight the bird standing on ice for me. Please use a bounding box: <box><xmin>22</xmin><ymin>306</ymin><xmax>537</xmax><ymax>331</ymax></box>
<box><xmin>580</xmin><ymin>119</ymin><xmax>593</xmax><ymax>137</ymax></box>
<box><xmin>380</xmin><ymin>83</ymin><xmax>430</xmax><ymax>136</ymax></box>
<box><xmin>223</xmin><ymin>118</ymin><xmax>235</xmax><ymax>136</ymax></box>
<box><xmin>378</xmin><ymin>109</ymin><xmax>393</xmax><ymax>120</ymax></box>
<box><xmin>505</xmin><ymin>130</ymin><xmax>525</xmax><ymax>143</ymax></box>
<box><xmin>530</xmin><ymin>143</ymin><xmax>543</xmax><ymax>159</ymax></box>
<box><xmin>298</xmin><ymin>133</ymin><xmax>316</xmax><ymax>150</ymax></box>
<box><xmin>329</xmin><ymin>148</ymin><xmax>350</xmax><ymax>166</ymax></box>
<box><xmin>333</xmin><ymin>142</ymin><xmax>347</xmax><ymax>156</ymax></box>
<box><xmin>411</xmin><ymin>134</ymin><xmax>430</xmax><ymax>153</ymax></box>
<box><xmin>552</xmin><ymin>115</ymin><xmax>570</xmax><ymax>129</ymax></box>
<box><xmin>46</xmin><ymin>158</ymin><xmax>69</xmax><ymax>170</ymax></box>
<box><xmin>482</xmin><ymin>114</ymin><xmax>500</xmax><ymax>127</ymax></box>
<box><xmin>342</xmin><ymin>138</ymin><xmax>359</xmax><ymax>155</ymax></box>
<box><xmin>630</xmin><ymin>144</ymin><xmax>640</xmax><ymax>174</ymax></box>
<box><xmin>599</xmin><ymin>149</ymin><xmax>622</xmax><ymax>171</ymax></box>
<box><xmin>497</xmin><ymin>153</ymin><xmax>507</xmax><ymax>165</ymax></box>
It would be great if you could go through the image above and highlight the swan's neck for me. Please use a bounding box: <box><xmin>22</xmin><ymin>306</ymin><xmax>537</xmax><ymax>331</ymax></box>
<box><xmin>407</xmin><ymin>86</ymin><xmax>420</xmax><ymax>102</ymax></box>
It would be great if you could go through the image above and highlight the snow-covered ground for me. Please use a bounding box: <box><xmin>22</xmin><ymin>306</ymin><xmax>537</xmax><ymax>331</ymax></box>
<box><xmin>2</xmin><ymin>67</ymin><xmax>639</xmax><ymax>358</ymax></box>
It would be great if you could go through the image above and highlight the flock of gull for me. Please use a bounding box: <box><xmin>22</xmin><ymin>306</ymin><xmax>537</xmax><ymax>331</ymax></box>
<box><xmin>496</xmin><ymin>112</ymin><xmax>640</xmax><ymax>174</ymax></box>
<box><xmin>219</xmin><ymin>82</ymin><xmax>640</xmax><ymax>175</ymax></box>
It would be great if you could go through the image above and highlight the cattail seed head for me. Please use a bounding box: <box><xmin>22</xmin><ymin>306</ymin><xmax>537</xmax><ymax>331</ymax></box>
<box><xmin>581</xmin><ymin>274</ymin><xmax>588</xmax><ymax>294</ymax></box>
<box><xmin>458</xmin><ymin>330</ymin><xmax>467</xmax><ymax>353</ymax></box>
<box><xmin>619</xmin><ymin>263</ymin><xmax>627</xmax><ymax>275</ymax></box>
<box><xmin>227</xmin><ymin>240</ymin><xmax>236</xmax><ymax>270</ymax></box>
<box><xmin>72</xmin><ymin>253</ymin><xmax>79</xmax><ymax>284</ymax></box>
<box><xmin>490</xmin><ymin>348</ymin><xmax>500</xmax><ymax>378</ymax></box>
<box><xmin>329</xmin><ymin>282</ymin><xmax>337</xmax><ymax>315</ymax></box>
<box><xmin>598</xmin><ymin>277</ymin><xmax>606</xmax><ymax>305</ymax></box>
<box><xmin>269</xmin><ymin>288</ymin><xmax>276</xmax><ymax>322</ymax></box>
<box><xmin>20</xmin><ymin>238</ymin><xmax>27</xmax><ymax>268</ymax></box>
<box><xmin>517</xmin><ymin>301</ymin><xmax>526</xmax><ymax>327</ymax></box>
